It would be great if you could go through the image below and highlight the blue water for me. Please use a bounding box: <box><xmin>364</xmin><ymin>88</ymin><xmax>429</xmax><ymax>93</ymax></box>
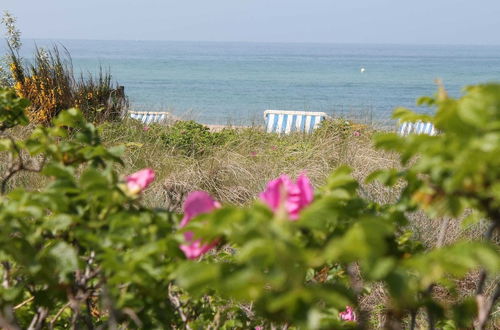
<box><xmin>8</xmin><ymin>40</ymin><xmax>500</xmax><ymax>125</ymax></box>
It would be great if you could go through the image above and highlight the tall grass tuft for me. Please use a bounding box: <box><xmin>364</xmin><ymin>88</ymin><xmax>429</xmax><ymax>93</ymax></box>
<box><xmin>9</xmin><ymin>45</ymin><xmax>128</xmax><ymax>124</ymax></box>
<box><xmin>74</xmin><ymin>67</ymin><xmax>128</xmax><ymax>123</ymax></box>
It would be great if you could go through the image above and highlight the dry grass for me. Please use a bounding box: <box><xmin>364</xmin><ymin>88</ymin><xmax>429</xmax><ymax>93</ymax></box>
<box><xmin>99</xmin><ymin>118</ymin><xmax>389</xmax><ymax>211</ymax></box>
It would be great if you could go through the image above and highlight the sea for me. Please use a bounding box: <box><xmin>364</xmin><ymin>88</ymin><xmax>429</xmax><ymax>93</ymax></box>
<box><xmin>7</xmin><ymin>39</ymin><xmax>500</xmax><ymax>126</ymax></box>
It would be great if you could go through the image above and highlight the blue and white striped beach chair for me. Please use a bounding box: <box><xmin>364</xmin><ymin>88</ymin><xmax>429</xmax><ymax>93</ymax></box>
<box><xmin>398</xmin><ymin>121</ymin><xmax>437</xmax><ymax>136</ymax></box>
<box><xmin>128</xmin><ymin>111</ymin><xmax>169</xmax><ymax>124</ymax></box>
<box><xmin>264</xmin><ymin>110</ymin><xmax>329</xmax><ymax>134</ymax></box>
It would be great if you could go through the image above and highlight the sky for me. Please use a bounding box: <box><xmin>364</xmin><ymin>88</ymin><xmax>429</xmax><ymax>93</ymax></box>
<box><xmin>3</xmin><ymin>0</ymin><xmax>500</xmax><ymax>45</ymax></box>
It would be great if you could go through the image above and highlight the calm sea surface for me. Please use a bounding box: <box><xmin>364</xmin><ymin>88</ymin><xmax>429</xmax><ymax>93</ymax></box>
<box><xmin>9</xmin><ymin>40</ymin><xmax>500</xmax><ymax>125</ymax></box>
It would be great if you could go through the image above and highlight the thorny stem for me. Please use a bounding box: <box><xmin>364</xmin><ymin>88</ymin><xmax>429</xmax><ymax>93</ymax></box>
<box><xmin>168</xmin><ymin>283</ymin><xmax>192</xmax><ymax>330</ymax></box>
<box><xmin>475</xmin><ymin>221</ymin><xmax>498</xmax><ymax>296</ymax></box>
<box><xmin>2</xmin><ymin>261</ymin><xmax>11</xmax><ymax>288</ymax></box>
<box><xmin>426</xmin><ymin>308</ymin><xmax>435</xmax><ymax>330</ymax></box>
<box><xmin>0</xmin><ymin>134</ymin><xmax>46</xmax><ymax>195</ymax></box>
<box><xmin>409</xmin><ymin>310</ymin><xmax>417</xmax><ymax>330</ymax></box>
<box><xmin>101</xmin><ymin>281</ymin><xmax>118</xmax><ymax>330</ymax></box>
<box><xmin>27</xmin><ymin>307</ymin><xmax>48</xmax><ymax>330</ymax></box>
<box><xmin>67</xmin><ymin>251</ymin><xmax>99</xmax><ymax>330</ymax></box>
<box><xmin>346</xmin><ymin>263</ymin><xmax>369</xmax><ymax>329</ymax></box>
<box><xmin>425</xmin><ymin>284</ymin><xmax>436</xmax><ymax>330</ymax></box>
<box><xmin>474</xmin><ymin>220</ymin><xmax>499</xmax><ymax>330</ymax></box>
<box><xmin>422</xmin><ymin>216</ymin><xmax>450</xmax><ymax>330</ymax></box>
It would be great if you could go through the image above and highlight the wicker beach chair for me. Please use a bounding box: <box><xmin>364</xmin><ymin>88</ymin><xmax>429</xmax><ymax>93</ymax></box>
<box><xmin>398</xmin><ymin>121</ymin><xmax>437</xmax><ymax>136</ymax></box>
<box><xmin>128</xmin><ymin>111</ymin><xmax>169</xmax><ymax>124</ymax></box>
<box><xmin>264</xmin><ymin>110</ymin><xmax>329</xmax><ymax>134</ymax></box>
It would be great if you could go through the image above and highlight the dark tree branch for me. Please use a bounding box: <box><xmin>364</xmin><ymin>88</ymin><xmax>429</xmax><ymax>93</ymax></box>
<box><xmin>475</xmin><ymin>283</ymin><xmax>499</xmax><ymax>330</ymax></box>
<box><xmin>101</xmin><ymin>281</ymin><xmax>118</xmax><ymax>330</ymax></box>
<box><xmin>409</xmin><ymin>310</ymin><xmax>417</xmax><ymax>330</ymax></box>
<box><xmin>346</xmin><ymin>263</ymin><xmax>369</xmax><ymax>330</ymax></box>
<box><xmin>475</xmin><ymin>221</ymin><xmax>498</xmax><ymax>296</ymax></box>
<box><xmin>168</xmin><ymin>283</ymin><xmax>192</xmax><ymax>330</ymax></box>
<box><xmin>474</xmin><ymin>219</ymin><xmax>499</xmax><ymax>330</ymax></box>
<box><xmin>2</xmin><ymin>261</ymin><xmax>11</xmax><ymax>288</ymax></box>
<box><xmin>27</xmin><ymin>307</ymin><xmax>48</xmax><ymax>330</ymax></box>
<box><xmin>0</xmin><ymin>134</ymin><xmax>46</xmax><ymax>195</ymax></box>
<box><xmin>425</xmin><ymin>284</ymin><xmax>436</xmax><ymax>330</ymax></box>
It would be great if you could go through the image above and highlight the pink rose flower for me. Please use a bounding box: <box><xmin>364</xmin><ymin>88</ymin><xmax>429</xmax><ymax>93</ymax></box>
<box><xmin>255</xmin><ymin>326</ymin><xmax>263</xmax><ymax>330</ymax></box>
<box><xmin>339</xmin><ymin>306</ymin><xmax>357</xmax><ymax>322</ymax></box>
<box><xmin>180</xmin><ymin>191</ymin><xmax>220</xmax><ymax>259</ymax></box>
<box><xmin>125</xmin><ymin>168</ymin><xmax>155</xmax><ymax>194</ymax></box>
<box><xmin>259</xmin><ymin>173</ymin><xmax>314</xmax><ymax>220</ymax></box>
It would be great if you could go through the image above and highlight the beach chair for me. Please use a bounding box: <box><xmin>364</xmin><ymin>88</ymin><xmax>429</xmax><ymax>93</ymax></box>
<box><xmin>264</xmin><ymin>110</ymin><xmax>329</xmax><ymax>134</ymax></box>
<box><xmin>398</xmin><ymin>121</ymin><xmax>437</xmax><ymax>136</ymax></box>
<box><xmin>128</xmin><ymin>111</ymin><xmax>169</xmax><ymax>124</ymax></box>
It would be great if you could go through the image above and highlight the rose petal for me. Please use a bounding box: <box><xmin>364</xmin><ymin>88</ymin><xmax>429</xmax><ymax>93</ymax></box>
<box><xmin>125</xmin><ymin>168</ymin><xmax>155</xmax><ymax>193</ymax></box>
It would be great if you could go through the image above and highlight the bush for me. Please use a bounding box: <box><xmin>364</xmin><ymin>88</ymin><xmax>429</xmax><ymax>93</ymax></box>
<box><xmin>161</xmin><ymin>120</ymin><xmax>237</xmax><ymax>156</ymax></box>
<box><xmin>0</xmin><ymin>85</ymin><xmax>499</xmax><ymax>329</ymax></box>
<box><xmin>8</xmin><ymin>46</ymin><xmax>128</xmax><ymax>125</ymax></box>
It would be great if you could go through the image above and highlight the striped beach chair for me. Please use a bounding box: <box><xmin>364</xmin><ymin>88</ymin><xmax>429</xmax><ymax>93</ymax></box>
<box><xmin>264</xmin><ymin>110</ymin><xmax>329</xmax><ymax>134</ymax></box>
<box><xmin>398</xmin><ymin>121</ymin><xmax>437</xmax><ymax>136</ymax></box>
<box><xmin>128</xmin><ymin>111</ymin><xmax>169</xmax><ymax>124</ymax></box>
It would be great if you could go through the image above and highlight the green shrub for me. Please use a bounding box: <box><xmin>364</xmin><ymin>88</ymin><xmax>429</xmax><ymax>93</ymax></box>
<box><xmin>0</xmin><ymin>88</ymin><xmax>28</xmax><ymax>131</ymax></box>
<box><xmin>161</xmin><ymin>120</ymin><xmax>237</xmax><ymax>156</ymax></box>
<box><xmin>0</xmin><ymin>85</ymin><xmax>499</xmax><ymax>329</ymax></box>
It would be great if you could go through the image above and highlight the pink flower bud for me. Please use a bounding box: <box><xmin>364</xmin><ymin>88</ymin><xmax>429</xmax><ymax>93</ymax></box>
<box><xmin>125</xmin><ymin>168</ymin><xmax>155</xmax><ymax>194</ymax></box>
<box><xmin>259</xmin><ymin>173</ymin><xmax>313</xmax><ymax>220</ymax></box>
<box><xmin>179</xmin><ymin>191</ymin><xmax>220</xmax><ymax>259</ymax></box>
<box><xmin>339</xmin><ymin>306</ymin><xmax>357</xmax><ymax>322</ymax></box>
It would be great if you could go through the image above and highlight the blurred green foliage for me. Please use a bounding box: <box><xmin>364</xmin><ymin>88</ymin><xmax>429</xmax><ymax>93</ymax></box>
<box><xmin>0</xmin><ymin>84</ymin><xmax>499</xmax><ymax>329</ymax></box>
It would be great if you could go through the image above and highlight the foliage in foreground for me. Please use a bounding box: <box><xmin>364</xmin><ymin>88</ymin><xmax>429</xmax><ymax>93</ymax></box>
<box><xmin>0</xmin><ymin>84</ymin><xmax>499</xmax><ymax>329</ymax></box>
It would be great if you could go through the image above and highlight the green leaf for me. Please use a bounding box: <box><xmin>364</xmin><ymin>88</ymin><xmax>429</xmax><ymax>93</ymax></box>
<box><xmin>175</xmin><ymin>262</ymin><xmax>221</xmax><ymax>296</ymax></box>
<box><xmin>48</xmin><ymin>242</ymin><xmax>78</xmax><ymax>282</ymax></box>
<box><xmin>53</xmin><ymin>108</ymin><xmax>85</xmax><ymax>128</ymax></box>
<box><xmin>325</xmin><ymin>218</ymin><xmax>393</xmax><ymax>262</ymax></box>
<box><xmin>44</xmin><ymin>214</ymin><xmax>73</xmax><ymax>233</ymax></box>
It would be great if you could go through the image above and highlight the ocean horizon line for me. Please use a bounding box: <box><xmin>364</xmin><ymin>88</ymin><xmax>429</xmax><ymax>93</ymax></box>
<box><xmin>14</xmin><ymin>38</ymin><xmax>500</xmax><ymax>48</ymax></box>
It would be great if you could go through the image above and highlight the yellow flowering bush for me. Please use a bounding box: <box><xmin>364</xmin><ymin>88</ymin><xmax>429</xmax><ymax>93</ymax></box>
<box><xmin>8</xmin><ymin>46</ymin><xmax>127</xmax><ymax>124</ymax></box>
